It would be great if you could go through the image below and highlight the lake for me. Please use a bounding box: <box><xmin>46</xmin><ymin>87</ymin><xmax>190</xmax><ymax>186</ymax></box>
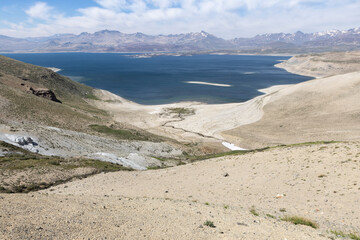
<box><xmin>4</xmin><ymin>53</ymin><xmax>312</xmax><ymax>105</ymax></box>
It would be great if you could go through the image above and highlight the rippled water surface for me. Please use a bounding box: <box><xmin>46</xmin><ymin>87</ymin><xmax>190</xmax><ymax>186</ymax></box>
<box><xmin>5</xmin><ymin>53</ymin><xmax>312</xmax><ymax>105</ymax></box>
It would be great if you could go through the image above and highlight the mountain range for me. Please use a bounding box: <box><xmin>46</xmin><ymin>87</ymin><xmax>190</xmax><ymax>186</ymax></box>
<box><xmin>1</xmin><ymin>27</ymin><xmax>360</xmax><ymax>53</ymax></box>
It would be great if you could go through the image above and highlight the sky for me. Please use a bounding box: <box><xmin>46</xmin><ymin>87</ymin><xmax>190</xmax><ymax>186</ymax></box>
<box><xmin>0</xmin><ymin>0</ymin><xmax>359</xmax><ymax>39</ymax></box>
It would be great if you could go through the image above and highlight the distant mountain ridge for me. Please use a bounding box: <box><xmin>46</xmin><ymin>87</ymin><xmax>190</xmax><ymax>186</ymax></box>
<box><xmin>1</xmin><ymin>27</ymin><xmax>360</xmax><ymax>53</ymax></box>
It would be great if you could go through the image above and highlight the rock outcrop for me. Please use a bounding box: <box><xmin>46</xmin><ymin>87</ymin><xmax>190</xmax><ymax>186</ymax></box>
<box><xmin>21</xmin><ymin>83</ymin><xmax>62</xmax><ymax>103</ymax></box>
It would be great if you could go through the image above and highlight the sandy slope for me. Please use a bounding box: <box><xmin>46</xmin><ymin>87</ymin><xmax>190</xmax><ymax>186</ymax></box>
<box><xmin>224</xmin><ymin>71</ymin><xmax>360</xmax><ymax>148</ymax></box>
<box><xmin>1</xmin><ymin>142</ymin><xmax>359</xmax><ymax>239</ymax></box>
<box><xmin>276</xmin><ymin>51</ymin><xmax>360</xmax><ymax>78</ymax></box>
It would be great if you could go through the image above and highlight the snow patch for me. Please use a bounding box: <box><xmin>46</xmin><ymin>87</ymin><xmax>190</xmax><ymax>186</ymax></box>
<box><xmin>222</xmin><ymin>142</ymin><xmax>247</xmax><ymax>151</ymax></box>
<box><xmin>93</xmin><ymin>152</ymin><xmax>147</xmax><ymax>170</ymax></box>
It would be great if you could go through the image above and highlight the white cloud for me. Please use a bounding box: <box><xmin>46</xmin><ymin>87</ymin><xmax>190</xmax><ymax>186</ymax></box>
<box><xmin>0</xmin><ymin>0</ymin><xmax>360</xmax><ymax>38</ymax></box>
<box><xmin>25</xmin><ymin>2</ymin><xmax>53</xmax><ymax>20</ymax></box>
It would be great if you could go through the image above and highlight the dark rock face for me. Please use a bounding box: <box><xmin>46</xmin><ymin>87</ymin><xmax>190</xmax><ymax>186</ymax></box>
<box><xmin>29</xmin><ymin>87</ymin><xmax>62</xmax><ymax>103</ymax></box>
<box><xmin>22</xmin><ymin>83</ymin><xmax>62</xmax><ymax>103</ymax></box>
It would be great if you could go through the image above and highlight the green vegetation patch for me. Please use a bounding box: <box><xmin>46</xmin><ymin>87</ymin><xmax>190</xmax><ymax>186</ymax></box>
<box><xmin>157</xmin><ymin>140</ymin><xmax>341</xmax><ymax>164</ymax></box>
<box><xmin>281</xmin><ymin>216</ymin><xmax>318</xmax><ymax>229</ymax></box>
<box><xmin>250</xmin><ymin>206</ymin><xmax>259</xmax><ymax>216</ymax></box>
<box><xmin>166</xmin><ymin>107</ymin><xmax>195</xmax><ymax>116</ymax></box>
<box><xmin>203</xmin><ymin>220</ymin><xmax>216</xmax><ymax>228</ymax></box>
<box><xmin>89</xmin><ymin>124</ymin><xmax>164</xmax><ymax>142</ymax></box>
<box><xmin>330</xmin><ymin>230</ymin><xmax>360</xmax><ymax>240</ymax></box>
<box><xmin>84</xmin><ymin>92</ymin><xmax>100</xmax><ymax>100</ymax></box>
<box><xmin>266</xmin><ymin>213</ymin><xmax>276</xmax><ymax>219</ymax></box>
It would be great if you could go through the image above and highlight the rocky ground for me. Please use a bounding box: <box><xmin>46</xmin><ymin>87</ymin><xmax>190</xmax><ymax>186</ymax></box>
<box><xmin>1</xmin><ymin>142</ymin><xmax>359</xmax><ymax>239</ymax></box>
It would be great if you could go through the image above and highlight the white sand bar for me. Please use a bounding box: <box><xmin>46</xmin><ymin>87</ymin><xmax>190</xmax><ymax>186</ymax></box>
<box><xmin>185</xmin><ymin>81</ymin><xmax>232</xmax><ymax>87</ymax></box>
<box><xmin>46</xmin><ymin>67</ymin><xmax>62</xmax><ymax>72</ymax></box>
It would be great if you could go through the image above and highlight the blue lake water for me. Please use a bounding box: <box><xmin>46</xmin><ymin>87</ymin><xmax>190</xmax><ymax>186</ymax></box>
<box><xmin>4</xmin><ymin>53</ymin><xmax>312</xmax><ymax>105</ymax></box>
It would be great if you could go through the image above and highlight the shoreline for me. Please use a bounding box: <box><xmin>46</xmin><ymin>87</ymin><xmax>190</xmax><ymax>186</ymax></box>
<box><xmin>92</xmin><ymin>80</ymin><xmax>294</xmax><ymax>150</ymax></box>
<box><xmin>87</xmin><ymin>55</ymin><xmax>317</xmax><ymax>150</ymax></box>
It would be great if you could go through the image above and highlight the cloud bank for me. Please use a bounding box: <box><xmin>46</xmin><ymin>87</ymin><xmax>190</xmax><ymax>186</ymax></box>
<box><xmin>0</xmin><ymin>0</ymin><xmax>359</xmax><ymax>38</ymax></box>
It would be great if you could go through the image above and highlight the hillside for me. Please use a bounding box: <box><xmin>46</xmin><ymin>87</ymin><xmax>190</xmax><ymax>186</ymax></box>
<box><xmin>1</xmin><ymin>142</ymin><xmax>359</xmax><ymax>239</ymax></box>
<box><xmin>223</xmin><ymin>70</ymin><xmax>360</xmax><ymax>149</ymax></box>
<box><xmin>219</xmin><ymin>51</ymin><xmax>360</xmax><ymax>149</ymax></box>
<box><xmin>0</xmin><ymin>55</ymin><xmax>185</xmax><ymax>173</ymax></box>
<box><xmin>275</xmin><ymin>51</ymin><xmax>360</xmax><ymax>77</ymax></box>
<box><xmin>0</xmin><ymin>52</ymin><xmax>359</xmax><ymax>239</ymax></box>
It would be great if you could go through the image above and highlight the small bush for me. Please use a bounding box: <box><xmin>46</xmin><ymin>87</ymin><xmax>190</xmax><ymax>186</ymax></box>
<box><xmin>166</xmin><ymin>107</ymin><xmax>195</xmax><ymax>116</ymax></box>
<box><xmin>281</xmin><ymin>216</ymin><xmax>318</xmax><ymax>229</ymax></box>
<box><xmin>203</xmin><ymin>220</ymin><xmax>216</xmax><ymax>228</ymax></box>
<box><xmin>250</xmin><ymin>206</ymin><xmax>259</xmax><ymax>216</ymax></box>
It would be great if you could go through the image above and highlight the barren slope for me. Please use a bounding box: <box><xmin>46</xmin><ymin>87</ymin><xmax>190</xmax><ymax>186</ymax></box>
<box><xmin>223</xmin><ymin>71</ymin><xmax>360</xmax><ymax>149</ymax></box>
<box><xmin>276</xmin><ymin>51</ymin><xmax>360</xmax><ymax>78</ymax></box>
<box><xmin>1</xmin><ymin>142</ymin><xmax>359</xmax><ymax>239</ymax></box>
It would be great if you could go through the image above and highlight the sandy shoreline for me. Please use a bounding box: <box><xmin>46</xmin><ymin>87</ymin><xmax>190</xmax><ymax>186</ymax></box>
<box><xmin>93</xmin><ymin>81</ymin><xmax>290</xmax><ymax>150</ymax></box>
<box><xmin>93</xmin><ymin>52</ymin><xmax>360</xmax><ymax>150</ymax></box>
<box><xmin>90</xmin><ymin>59</ymin><xmax>317</xmax><ymax>150</ymax></box>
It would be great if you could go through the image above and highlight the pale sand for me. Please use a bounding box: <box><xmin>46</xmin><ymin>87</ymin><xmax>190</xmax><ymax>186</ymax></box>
<box><xmin>224</xmin><ymin>71</ymin><xmax>360</xmax><ymax>148</ymax></box>
<box><xmin>92</xmin><ymin>83</ymin><xmax>288</xmax><ymax>149</ymax></box>
<box><xmin>1</xmin><ymin>142</ymin><xmax>359</xmax><ymax>239</ymax></box>
<box><xmin>185</xmin><ymin>81</ymin><xmax>232</xmax><ymax>87</ymax></box>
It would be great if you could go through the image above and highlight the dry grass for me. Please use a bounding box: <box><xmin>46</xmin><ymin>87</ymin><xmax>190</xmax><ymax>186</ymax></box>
<box><xmin>281</xmin><ymin>216</ymin><xmax>318</xmax><ymax>229</ymax></box>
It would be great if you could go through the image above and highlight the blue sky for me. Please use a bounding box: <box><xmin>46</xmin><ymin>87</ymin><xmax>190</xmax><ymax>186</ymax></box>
<box><xmin>0</xmin><ymin>0</ymin><xmax>359</xmax><ymax>38</ymax></box>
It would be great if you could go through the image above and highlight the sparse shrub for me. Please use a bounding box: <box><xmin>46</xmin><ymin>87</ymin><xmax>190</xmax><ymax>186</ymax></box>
<box><xmin>281</xmin><ymin>216</ymin><xmax>318</xmax><ymax>229</ymax></box>
<box><xmin>203</xmin><ymin>220</ymin><xmax>216</xmax><ymax>228</ymax></box>
<box><xmin>250</xmin><ymin>206</ymin><xmax>259</xmax><ymax>216</ymax></box>
<box><xmin>330</xmin><ymin>230</ymin><xmax>360</xmax><ymax>240</ymax></box>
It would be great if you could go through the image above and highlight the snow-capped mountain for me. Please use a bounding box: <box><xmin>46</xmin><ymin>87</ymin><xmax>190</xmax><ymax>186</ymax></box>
<box><xmin>1</xmin><ymin>27</ymin><xmax>360</xmax><ymax>53</ymax></box>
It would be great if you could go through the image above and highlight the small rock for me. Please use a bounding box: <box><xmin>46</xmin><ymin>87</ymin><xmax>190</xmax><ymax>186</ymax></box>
<box><xmin>276</xmin><ymin>194</ymin><xmax>284</xmax><ymax>199</ymax></box>
<box><xmin>223</xmin><ymin>173</ymin><xmax>229</xmax><ymax>177</ymax></box>
<box><xmin>253</xmin><ymin>220</ymin><xmax>260</xmax><ymax>223</ymax></box>
<box><xmin>198</xmin><ymin>225</ymin><xmax>203</xmax><ymax>228</ymax></box>
<box><xmin>237</xmin><ymin>222</ymin><xmax>248</xmax><ymax>226</ymax></box>
<box><xmin>165</xmin><ymin>190</ymin><xmax>168</xmax><ymax>193</ymax></box>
